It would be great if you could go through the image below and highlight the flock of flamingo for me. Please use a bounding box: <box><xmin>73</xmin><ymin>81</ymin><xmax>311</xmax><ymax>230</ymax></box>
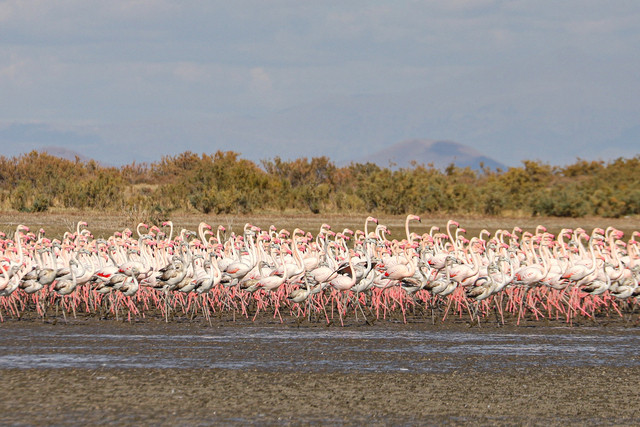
<box><xmin>1</xmin><ymin>215</ymin><xmax>639</xmax><ymax>326</ymax></box>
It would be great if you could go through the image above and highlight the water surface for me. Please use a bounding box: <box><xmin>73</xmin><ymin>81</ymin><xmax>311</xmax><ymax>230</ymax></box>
<box><xmin>2</xmin><ymin>323</ymin><xmax>639</xmax><ymax>371</ymax></box>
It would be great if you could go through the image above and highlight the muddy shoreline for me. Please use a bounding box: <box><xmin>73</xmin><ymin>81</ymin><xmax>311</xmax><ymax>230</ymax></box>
<box><xmin>2</xmin><ymin>367</ymin><xmax>639</xmax><ymax>426</ymax></box>
<box><xmin>1</xmin><ymin>319</ymin><xmax>640</xmax><ymax>425</ymax></box>
<box><xmin>3</xmin><ymin>308</ymin><xmax>640</xmax><ymax>327</ymax></box>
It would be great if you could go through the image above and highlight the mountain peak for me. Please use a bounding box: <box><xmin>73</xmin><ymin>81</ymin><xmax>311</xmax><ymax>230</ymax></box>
<box><xmin>359</xmin><ymin>139</ymin><xmax>506</xmax><ymax>171</ymax></box>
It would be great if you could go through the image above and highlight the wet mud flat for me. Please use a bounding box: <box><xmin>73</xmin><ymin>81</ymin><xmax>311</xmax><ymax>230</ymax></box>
<box><xmin>2</xmin><ymin>366</ymin><xmax>639</xmax><ymax>426</ymax></box>
<box><xmin>1</xmin><ymin>320</ymin><xmax>640</xmax><ymax>425</ymax></box>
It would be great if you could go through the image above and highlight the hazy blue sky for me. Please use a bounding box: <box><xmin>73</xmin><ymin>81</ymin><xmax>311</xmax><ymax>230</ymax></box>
<box><xmin>1</xmin><ymin>0</ymin><xmax>639</xmax><ymax>167</ymax></box>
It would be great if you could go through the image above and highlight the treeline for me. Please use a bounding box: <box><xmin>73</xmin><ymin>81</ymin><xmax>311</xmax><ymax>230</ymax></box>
<box><xmin>1</xmin><ymin>150</ymin><xmax>639</xmax><ymax>219</ymax></box>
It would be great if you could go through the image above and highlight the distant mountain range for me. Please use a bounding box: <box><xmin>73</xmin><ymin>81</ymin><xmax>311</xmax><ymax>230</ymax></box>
<box><xmin>358</xmin><ymin>139</ymin><xmax>507</xmax><ymax>171</ymax></box>
<box><xmin>23</xmin><ymin>140</ymin><xmax>507</xmax><ymax>172</ymax></box>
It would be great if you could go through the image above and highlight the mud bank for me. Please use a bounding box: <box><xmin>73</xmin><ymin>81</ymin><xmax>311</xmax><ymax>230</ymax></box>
<box><xmin>1</xmin><ymin>367</ymin><xmax>639</xmax><ymax>425</ymax></box>
<box><xmin>1</xmin><ymin>320</ymin><xmax>639</xmax><ymax>425</ymax></box>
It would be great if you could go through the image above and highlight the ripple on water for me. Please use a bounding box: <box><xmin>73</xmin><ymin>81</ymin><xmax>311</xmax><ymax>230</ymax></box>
<box><xmin>1</xmin><ymin>326</ymin><xmax>639</xmax><ymax>371</ymax></box>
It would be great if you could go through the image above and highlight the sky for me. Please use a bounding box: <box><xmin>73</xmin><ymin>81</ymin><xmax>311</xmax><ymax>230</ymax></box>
<box><xmin>1</xmin><ymin>0</ymin><xmax>639</xmax><ymax>167</ymax></box>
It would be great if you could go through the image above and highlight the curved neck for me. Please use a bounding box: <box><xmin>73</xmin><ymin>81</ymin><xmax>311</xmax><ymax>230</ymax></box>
<box><xmin>446</xmin><ymin>221</ymin><xmax>458</xmax><ymax>255</ymax></box>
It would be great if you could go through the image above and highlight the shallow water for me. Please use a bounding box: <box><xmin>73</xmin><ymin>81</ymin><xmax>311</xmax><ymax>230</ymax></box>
<box><xmin>2</xmin><ymin>324</ymin><xmax>639</xmax><ymax>371</ymax></box>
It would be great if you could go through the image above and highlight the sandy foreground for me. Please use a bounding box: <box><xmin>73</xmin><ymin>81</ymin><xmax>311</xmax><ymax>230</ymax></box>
<box><xmin>0</xmin><ymin>319</ymin><xmax>639</xmax><ymax>426</ymax></box>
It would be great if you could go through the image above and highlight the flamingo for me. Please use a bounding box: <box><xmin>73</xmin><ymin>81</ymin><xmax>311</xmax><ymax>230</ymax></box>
<box><xmin>329</xmin><ymin>249</ymin><xmax>357</xmax><ymax>291</ymax></box>
<box><xmin>53</xmin><ymin>259</ymin><xmax>82</xmax><ymax>296</ymax></box>
<box><xmin>0</xmin><ymin>218</ymin><xmax>638</xmax><ymax>326</ymax></box>
<box><xmin>255</xmin><ymin>246</ymin><xmax>289</xmax><ymax>292</ymax></box>
<box><xmin>383</xmin><ymin>243</ymin><xmax>417</xmax><ymax>281</ymax></box>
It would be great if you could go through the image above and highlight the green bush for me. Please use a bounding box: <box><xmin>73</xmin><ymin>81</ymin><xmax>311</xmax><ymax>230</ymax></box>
<box><xmin>1</xmin><ymin>150</ymin><xmax>639</xmax><ymax>218</ymax></box>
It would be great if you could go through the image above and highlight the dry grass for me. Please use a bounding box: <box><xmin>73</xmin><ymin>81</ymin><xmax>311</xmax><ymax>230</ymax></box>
<box><xmin>0</xmin><ymin>210</ymin><xmax>638</xmax><ymax>240</ymax></box>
